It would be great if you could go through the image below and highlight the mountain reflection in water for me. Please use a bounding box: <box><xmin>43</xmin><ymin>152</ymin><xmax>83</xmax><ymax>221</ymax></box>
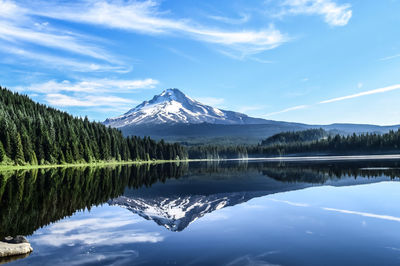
<box><xmin>1</xmin><ymin>160</ymin><xmax>400</xmax><ymax>237</ymax></box>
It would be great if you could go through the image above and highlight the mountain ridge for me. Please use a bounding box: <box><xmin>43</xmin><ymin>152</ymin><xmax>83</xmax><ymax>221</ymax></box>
<box><xmin>104</xmin><ymin>88</ymin><xmax>270</xmax><ymax>127</ymax></box>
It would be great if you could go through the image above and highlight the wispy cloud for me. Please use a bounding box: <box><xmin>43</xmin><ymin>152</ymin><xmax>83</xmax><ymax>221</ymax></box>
<box><xmin>268</xmin><ymin>198</ymin><xmax>309</xmax><ymax>207</ymax></box>
<box><xmin>280</xmin><ymin>0</ymin><xmax>352</xmax><ymax>26</ymax></box>
<box><xmin>0</xmin><ymin>45</ymin><xmax>127</xmax><ymax>73</ymax></box>
<box><xmin>166</xmin><ymin>47</ymin><xmax>199</xmax><ymax>62</ymax></box>
<box><xmin>268</xmin><ymin>195</ymin><xmax>400</xmax><ymax>223</ymax></box>
<box><xmin>30</xmin><ymin>0</ymin><xmax>288</xmax><ymax>57</ymax></box>
<box><xmin>263</xmin><ymin>105</ymin><xmax>309</xmax><ymax>117</ymax></box>
<box><xmin>1</xmin><ymin>0</ymin><xmax>350</xmax><ymax>65</ymax></box>
<box><xmin>45</xmin><ymin>94</ymin><xmax>136</xmax><ymax>107</ymax></box>
<box><xmin>226</xmin><ymin>253</ymin><xmax>282</xmax><ymax>266</ymax></box>
<box><xmin>18</xmin><ymin>78</ymin><xmax>159</xmax><ymax>94</ymax></box>
<box><xmin>249</xmin><ymin>56</ymin><xmax>274</xmax><ymax>64</ymax></box>
<box><xmin>0</xmin><ymin>21</ymin><xmax>113</xmax><ymax>62</ymax></box>
<box><xmin>33</xmin><ymin>215</ymin><xmax>164</xmax><ymax>247</ymax></box>
<box><xmin>0</xmin><ymin>0</ymin><xmax>116</xmax><ymax>62</ymax></box>
<box><xmin>16</xmin><ymin>78</ymin><xmax>157</xmax><ymax>108</ymax></box>
<box><xmin>264</xmin><ymin>84</ymin><xmax>400</xmax><ymax>117</ymax></box>
<box><xmin>380</xmin><ymin>53</ymin><xmax>400</xmax><ymax>61</ymax></box>
<box><xmin>323</xmin><ymin>207</ymin><xmax>400</xmax><ymax>222</ymax></box>
<box><xmin>319</xmin><ymin>84</ymin><xmax>400</xmax><ymax>104</ymax></box>
<box><xmin>0</xmin><ymin>0</ymin><xmax>24</xmax><ymax>18</ymax></box>
<box><xmin>207</xmin><ymin>13</ymin><xmax>250</xmax><ymax>24</ymax></box>
<box><xmin>0</xmin><ymin>0</ymin><xmax>130</xmax><ymax>75</ymax></box>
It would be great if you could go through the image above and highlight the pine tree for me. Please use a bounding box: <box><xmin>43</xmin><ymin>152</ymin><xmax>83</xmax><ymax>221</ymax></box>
<box><xmin>13</xmin><ymin>133</ymin><xmax>25</xmax><ymax>165</ymax></box>
<box><xmin>0</xmin><ymin>142</ymin><xmax>5</xmax><ymax>162</ymax></box>
<box><xmin>30</xmin><ymin>151</ymin><xmax>38</xmax><ymax>165</ymax></box>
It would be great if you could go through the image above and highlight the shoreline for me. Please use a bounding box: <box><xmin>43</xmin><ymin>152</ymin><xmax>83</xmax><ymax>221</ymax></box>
<box><xmin>1</xmin><ymin>154</ymin><xmax>400</xmax><ymax>171</ymax></box>
<box><xmin>240</xmin><ymin>154</ymin><xmax>400</xmax><ymax>162</ymax></box>
<box><xmin>0</xmin><ymin>159</ymin><xmax>195</xmax><ymax>171</ymax></box>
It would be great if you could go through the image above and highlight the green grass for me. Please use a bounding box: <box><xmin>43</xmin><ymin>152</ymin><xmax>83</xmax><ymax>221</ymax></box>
<box><xmin>0</xmin><ymin>159</ymin><xmax>200</xmax><ymax>172</ymax></box>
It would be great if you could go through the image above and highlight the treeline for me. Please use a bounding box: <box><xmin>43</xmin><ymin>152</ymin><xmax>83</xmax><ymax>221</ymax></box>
<box><xmin>253</xmin><ymin>129</ymin><xmax>400</xmax><ymax>156</ymax></box>
<box><xmin>260</xmin><ymin>128</ymin><xmax>327</xmax><ymax>146</ymax></box>
<box><xmin>188</xmin><ymin>145</ymin><xmax>249</xmax><ymax>159</ymax></box>
<box><xmin>187</xmin><ymin>129</ymin><xmax>400</xmax><ymax>159</ymax></box>
<box><xmin>0</xmin><ymin>87</ymin><xmax>187</xmax><ymax>165</ymax></box>
<box><xmin>0</xmin><ymin>163</ymin><xmax>187</xmax><ymax>237</ymax></box>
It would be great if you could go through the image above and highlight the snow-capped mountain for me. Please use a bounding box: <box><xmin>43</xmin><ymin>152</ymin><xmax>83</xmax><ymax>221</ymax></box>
<box><xmin>103</xmin><ymin>88</ymin><xmax>268</xmax><ymax>127</ymax></box>
<box><xmin>108</xmin><ymin>191</ymin><xmax>271</xmax><ymax>232</ymax></box>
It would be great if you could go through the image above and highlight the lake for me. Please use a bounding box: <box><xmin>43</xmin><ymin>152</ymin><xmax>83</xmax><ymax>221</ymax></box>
<box><xmin>1</xmin><ymin>159</ymin><xmax>400</xmax><ymax>265</ymax></box>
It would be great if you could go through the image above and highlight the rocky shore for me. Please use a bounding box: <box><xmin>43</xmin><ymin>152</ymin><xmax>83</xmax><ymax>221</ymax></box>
<box><xmin>0</xmin><ymin>236</ymin><xmax>33</xmax><ymax>258</ymax></box>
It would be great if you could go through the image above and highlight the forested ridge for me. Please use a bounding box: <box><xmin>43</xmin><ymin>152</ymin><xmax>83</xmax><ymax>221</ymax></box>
<box><xmin>253</xmin><ymin>129</ymin><xmax>400</xmax><ymax>156</ymax></box>
<box><xmin>188</xmin><ymin>129</ymin><xmax>400</xmax><ymax>159</ymax></box>
<box><xmin>260</xmin><ymin>128</ymin><xmax>328</xmax><ymax>146</ymax></box>
<box><xmin>0</xmin><ymin>87</ymin><xmax>187</xmax><ymax>165</ymax></box>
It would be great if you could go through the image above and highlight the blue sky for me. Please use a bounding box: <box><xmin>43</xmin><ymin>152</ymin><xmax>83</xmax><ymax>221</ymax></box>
<box><xmin>1</xmin><ymin>0</ymin><xmax>400</xmax><ymax>125</ymax></box>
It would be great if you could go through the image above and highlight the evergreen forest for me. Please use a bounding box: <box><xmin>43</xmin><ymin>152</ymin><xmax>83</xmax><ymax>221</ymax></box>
<box><xmin>188</xmin><ymin>129</ymin><xmax>400</xmax><ymax>159</ymax></box>
<box><xmin>0</xmin><ymin>87</ymin><xmax>187</xmax><ymax>165</ymax></box>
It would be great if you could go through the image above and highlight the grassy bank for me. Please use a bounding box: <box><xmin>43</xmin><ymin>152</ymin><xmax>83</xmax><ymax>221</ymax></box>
<box><xmin>0</xmin><ymin>159</ymin><xmax>196</xmax><ymax>171</ymax></box>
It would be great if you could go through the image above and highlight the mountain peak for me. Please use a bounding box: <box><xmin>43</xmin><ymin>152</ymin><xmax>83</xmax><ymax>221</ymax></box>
<box><xmin>160</xmin><ymin>88</ymin><xmax>185</xmax><ymax>97</ymax></box>
<box><xmin>103</xmin><ymin>88</ymin><xmax>268</xmax><ymax>127</ymax></box>
<box><xmin>147</xmin><ymin>88</ymin><xmax>193</xmax><ymax>106</ymax></box>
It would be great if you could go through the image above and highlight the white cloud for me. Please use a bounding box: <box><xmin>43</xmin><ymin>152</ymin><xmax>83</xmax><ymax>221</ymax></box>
<box><xmin>45</xmin><ymin>93</ymin><xmax>135</xmax><ymax>107</ymax></box>
<box><xmin>267</xmin><ymin>198</ymin><xmax>309</xmax><ymax>207</ymax></box>
<box><xmin>30</xmin><ymin>0</ymin><xmax>288</xmax><ymax>56</ymax></box>
<box><xmin>263</xmin><ymin>104</ymin><xmax>309</xmax><ymax>117</ymax></box>
<box><xmin>0</xmin><ymin>0</ymin><xmax>23</xmax><ymax>18</ymax></box>
<box><xmin>226</xmin><ymin>254</ymin><xmax>281</xmax><ymax>266</ymax></box>
<box><xmin>17</xmin><ymin>78</ymin><xmax>158</xmax><ymax>94</ymax></box>
<box><xmin>263</xmin><ymin>84</ymin><xmax>400</xmax><ymax>117</ymax></box>
<box><xmin>166</xmin><ymin>47</ymin><xmax>199</xmax><ymax>62</ymax></box>
<box><xmin>319</xmin><ymin>84</ymin><xmax>400</xmax><ymax>104</ymax></box>
<box><xmin>323</xmin><ymin>207</ymin><xmax>400</xmax><ymax>222</ymax></box>
<box><xmin>33</xmin><ymin>21</ymin><xmax>49</xmax><ymax>30</ymax></box>
<box><xmin>0</xmin><ymin>45</ymin><xmax>127</xmax><ymax>72</ymax></box>
<box><xmin>249</xmin><ymin>57</ymin><xmax>274</xmax><ymax>64</ymax></box>
<box><xmin>50</xmin><ymin>218</ymin><xmax>137</xmax><ymax>235</ymax></box>
<box><xmin>0</xmin><ymin>13</ymin><xmax>114</xmax><ymax>63</ymax></box>
<box><xmin>0</xmin><ymin>0</ymin><xmax>127</xmax><ymax>74</ymax></box>
<box><xmin>380</xmin><ymin>53</ymin><xmax>400</xmax><ymax>61</ymax></box>
<box><xmin>83</xmin><ymin>106</ymin><xmax>133</xmax><ymax>114</ymax></box>
<box><xmin>282</xmin><ymin>0</ymin><xmax>352</xmax><ymax>26</ymax></box>
<box><xmin>207</xmin><ymin>13</ymin><xmax>251</xmax><ymax>25</ymax></box>
<box><xmin>16</xmin><ymin>77</ymin><xmax>156</xmax><ymax>109</ymax></box>
<box><xmin>33</xmin><ymin>216</ymin><xmax>164</xmax><ymax>247</ymax></box>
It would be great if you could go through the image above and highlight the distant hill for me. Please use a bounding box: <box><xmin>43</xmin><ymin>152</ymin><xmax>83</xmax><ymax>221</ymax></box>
<box><xmin>120</xmin><ymin>122</ymin><xmax>310</xmax><ymax>145</ymax></box>
<box><xmin>260</xmin><ymin>128</ymin><xmax>328</xmax><ymax>146</ymax></box>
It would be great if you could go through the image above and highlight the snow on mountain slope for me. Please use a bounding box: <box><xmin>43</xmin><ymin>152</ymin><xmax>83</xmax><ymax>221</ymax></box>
<box><xmin>108</xmin><ymin>191</ymin><xmax>269</xmax><ymax>232</ymax></box>
<box><xmin>103</xmin><ymin>88</ymin><xmax>268</xmax><ymax>127</ymax></box>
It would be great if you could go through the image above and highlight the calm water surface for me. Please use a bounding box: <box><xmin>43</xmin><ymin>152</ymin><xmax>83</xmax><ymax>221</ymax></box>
<box><xmin>1</xmin><ymin>160</ymin><xmax>400</xmax><ymax>265</ymax></box>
